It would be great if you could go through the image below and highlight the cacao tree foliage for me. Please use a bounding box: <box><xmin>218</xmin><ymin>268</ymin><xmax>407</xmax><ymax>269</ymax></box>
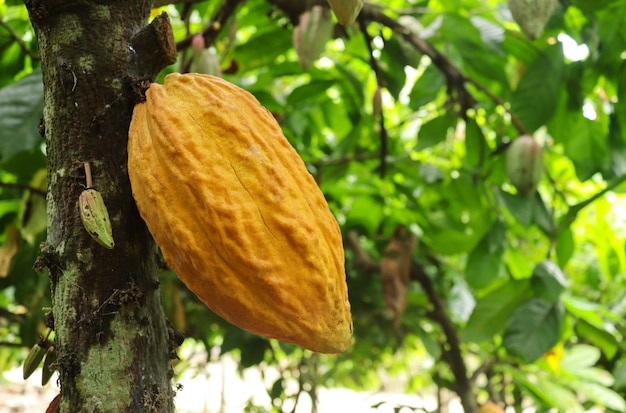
<box><xmin>1</xmin><ymin>0</ymin><xmax>626</xmax><ymax>411</ymax></box>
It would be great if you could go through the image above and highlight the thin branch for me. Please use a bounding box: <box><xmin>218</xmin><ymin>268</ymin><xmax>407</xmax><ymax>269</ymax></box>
<box><xmin>0</xmin><ymin>341</ymin><xmax>26</xmax><ymax>348</ymax></box>
<box><xmin>176</xmin><ymin>0</ymin><xmax>245</xmax><ymax>51</ymax></box>
<box><xmin>465</xmin><ymin>77</ymin><xmax>528</xmax><ymax>136</ymax></box>
<box><xmin>0</xmin><ymin>181</ymin><xmax>46</xmax><ymax>197</ymax></box>
<box><xmin>307</xmin><ymin>153</ymin><xmax>380</xmax><ymax>168</ymax></box>
<box><xmin>557</xmin><ymin>173</ymin><xmax>626</xmax><ymax>232</ymax></box>
<box><xmin>343</xmin><ymin>230</ymin><xmax>477</xmax><ymax>413</ymax></box>
<box><xmin>0</xmin><ymin>18</ymin><xmax>40</xmax><ymax>60</ymax></box>
<box><xmin>360</xmin><ymin>4</ymin><xmax>476</xmax><ymax>114</ymax></box>
<box><xmin>410</xmin><ymin>265</ymin><xmax>477</xmax><ymax>413</ymax></box>
<box><xmin>0</xmin><ymin>307</ymin><xmax>27</xmax><ymax>323</ymax></box>
<box><xmin>358</xmin><ymin>17</ymin><xmax>389</xmax><ymax>179</ymax></box>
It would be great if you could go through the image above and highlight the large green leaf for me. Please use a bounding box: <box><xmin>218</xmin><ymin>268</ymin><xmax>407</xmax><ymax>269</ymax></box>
<box><xmin>465</xmin><ymin>219</ymin><xmax>506</xmax><ymax>289</ymax></box>
<box><xmin>510</xmin><ymin>44</ymin><xmax>564</xmax><ymax>133</ymax></box>
<box><xmin>503</xmin><ymin>298</ymin><xmax>563</xmax><ymax>362</ymax></box>
<box><xmin>569</xmin><ymin>381</ymin><xmax>626</xmax><ymax>412</ymax></box>
<box><xmin>416</xmin><ymin>112</ymin><xmax>457</xmax><ymax>151</ymax></box>
<box><xmin>0</xmin><ymin>69</ymin><xmax>43</xmax><ymax>161</ymax></box>
<box><xmin>531</xmin><ymin>260</ymin><xmax>567</xmax><ymax>304</ymax></box>
<box><xmin>408</xmin><ymin>63</ymin><xmax>446</xmax><ymax>111</ymax></box>
<box><xmin>462</xmin><ymin>279</ymin><xmax>532</xmax><ymax>342</ymax></box>
<box><xmin>506</xmin><ymin>367</ymin><xmax>584</xmax><ymax>411</ymax></box>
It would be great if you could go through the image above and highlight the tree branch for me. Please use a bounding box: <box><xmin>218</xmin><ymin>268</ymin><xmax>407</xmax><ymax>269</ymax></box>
<box><xmin>0</xmin><ymin>181</ymin><xmax>46</xmax><ymax>197</ymax></box>
<box><xmin>358</xmin><ymin>16</ymin><xmax>389</xmax><ymax>178</ymax></box>
<box><xmin>129</xmin><ymin>12</ymin><xmax>177</xmax><ymax>82</ymax></box>
<box><xmin>343</xmin><ymin>230</ymin><xmax>477</xmax><ymax>413</ymax></box>
<box><xmin>175</xmin><ymin>0</ymin><xmax>245</xmax><ymax>51</ymax></box>
<box><xmin>410</xmin><ymin>265</ymin><xmax>477</xmax><ymax>413</ymax></box>
<box><xmin>557</xmin><ymin>173</ymin><xmax>626</xmax><ymax>232</ymax></box>
<box><xmin>0</xmin><ymin>17</ymin><xmax>40</xmax><ymax>61</ymax></box>
<box><xmin>465</xmin><ymin>78</ymin><xmax>528</xmax><ymax>136</ymax></box>
<box><xmin>360</xmin><ymin>4</ymin><xmax>476</xmax><ymax>114</ymax></box>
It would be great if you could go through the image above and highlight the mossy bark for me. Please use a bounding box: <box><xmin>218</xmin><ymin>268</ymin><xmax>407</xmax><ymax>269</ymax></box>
<box><xmin>25</xmin><ymin>2</ymin><xmax>178</xmax><ymax>412</ymax></box>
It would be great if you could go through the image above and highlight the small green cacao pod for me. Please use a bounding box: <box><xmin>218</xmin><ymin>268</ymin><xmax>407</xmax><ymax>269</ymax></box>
<box><xmin>23</xmin><ymin>343</ymin><xmax>47</xmax><ymax>379</ymax></box>
<box><xmin>294</xmin><ymin>5</ymin><xmax>333</xmax><ymax>71</ymax></box>
<box><xmin>41</xmin><ymin>345</ymin><xmax>56</xmax><ymax>385</ymax></box>
<box><xmin>506</xmin><ymin>135</ymin><xmax>544</xmax><ymax>197</ymax></box>
<box><xmin>507</xmin><ymin>0</ymin><xmax>556</xmax><ymax>40</ymax></box>
<box><xmin>326</xmin><ymin>0</ymin><xmax>363</xmax><ymax>26</ymax></box>
<box><xmin>79</xmin><ymin>188</ymin><xmax>115</xmax><ymax>249</ymax></box>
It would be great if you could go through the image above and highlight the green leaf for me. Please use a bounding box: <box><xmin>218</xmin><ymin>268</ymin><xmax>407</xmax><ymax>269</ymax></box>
<box><xmin>465</xmin><ymin>219</ymin><xmax>506</xmax><ymax>289</ymax></box>
<box><xmin>503</xmin><ymin>298</ymin><xmax>563</xmax><ymax>362</ymax></box>
<box><xmin>511</xmin><ymin>44</ymin><xmax>564</xmax><ymax>133</ymax></box>
<box><xmin>560</xmin><ymin>343</ymin><xmax>601</xmax><ymax>369</ymax></box>
<box><xmin>0</xmin><ymin>69</ymin><xmax>44</xmax><ymax>161</ymax></box>
<box><xmin>562</xmin><ymin>293</ymin><xmax>605</xmax><ymax>327</ymax></box>
<box><xmin>235</xmin><ymin>28</ymin><xmax>293</xmax><ymax>71</ymax></box>
<box><xmin>462</xmin><ymin>279</ymin><xmax>532</xmax><ymax>343</ymax></box>
<box><xmin>240</xmin><ymin>336</ymin><xmax>269</xmax><ymax>368</ymax></box>
<box><xmin>287</xmin><ymin>79</ymin><xmax>336</xmax><ymax>107</ymax></box>
<box><xmin>498</xmin><ymin>189</ymin><xmax>533</xmax><ymax>227</ymax></box>
<box><xmin>408</xmin><ymin>63</ymin><xmax>445</xmax><ymax>110</ymax></box>
<box><xmin>575</xmin><ymin>319</ymin><xmax>618</xmax><ymax>360</ymax></box>
<box><xmin>416</xmin><ymin>112</ymin><xmax>457</xmax><ymax>151</ymax></box>
<box><xmin>464</xmin><ymin>118</ymin><xmax>487</xmax><ymax>168</ymax></box>
<box><xmin>548</xmin><ymin>106</ymin><xmax>609</xmax><ymax>181</ymax></box>
<box><xmin>531</xmin><ymin>260</ymin><xmax>567</xmax><ymax>304</ymax></box>
<box><xmin>568</xmin><ymin>381</ymin><xmax>626</xmax><ymax>412</ymax></box>
<box><xmin>507</xmin><ymin>367</ymin><xmax>584</xmax><ymax>412</ymax></box>
<box><xmin>378</xmin><ymin>36</ymin><xmax>409</xmax><ymax>99</ymax></box>
<box><xmin>556</xmin><ymin>227</ymin><xmax>575</xmax><ymax>267</ymax></box>
<box><xmin>345</xmin><ymin>196</ymin><xmax>384</xmax><ymax>235</ymax></box>
<box><xmin>531</xmin><ymin>191</ymin><xmax>555</xmax><ymax>235</ymax></box>
<box><xmin>613</xmin><ymin>360</ymin><xmax>626</xmax><ymax>390</ymax></box>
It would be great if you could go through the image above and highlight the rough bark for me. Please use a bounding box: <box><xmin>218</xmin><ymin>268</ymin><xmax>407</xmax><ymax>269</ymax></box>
<box><xmin>25</xmin><ymin>2</ymin><xmax>178</xmax><ymax>412</ymax></box>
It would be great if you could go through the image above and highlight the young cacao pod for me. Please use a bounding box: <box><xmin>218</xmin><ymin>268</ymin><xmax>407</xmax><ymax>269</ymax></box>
<box><xmin>507</xmin><ymin>0</ymin><xmax>556</xmax><ymax>40</ymax></box>
<box><xmin>79</xmin><ymin>188</ymin><xmax>115</xmax><ymax>249</ymax></box>
<box><xmin>23</xmin><ymin>342</ymin><xmax>47</xmax><ymax>379</ymax></box>
<box><xmin>326</xmin><ymin>0</ymin><xmax>364</xmax><ymax>26</ymax></box>
<box><xmin>293</xmin><ymin>5</ymin><xmax>333</xmax><ymax>71</ymax></box>
<box><xmin>506</xmin><ymin>135</ymin><xmax>544</xmax><ymax>197</ymax></box>
<box><xmin>128</xmin><ymin>73</ymin><xmax>352</xmax><ymax>353</ymax></box>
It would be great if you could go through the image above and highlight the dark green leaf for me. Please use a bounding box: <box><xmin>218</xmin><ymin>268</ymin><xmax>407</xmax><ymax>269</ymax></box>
<box><xmin>345</xmin><ymin>196</ymin><xmax>384</xmax><ymax>235</ymax></box>
<box><xmin>462</xmin><ymin>279</ymin><xmax>532</xmax><ymax>342</ymax></box>
<box><xmin>511</xmin><ymin>44</ymin><xmax>564</xmax><ymax>133</ymax></box>
<box><xmin>408</xmin><ymin>63</ymin><xmax>445</xmax><ymax>110</ymax></box>
<box><xmin>0</xmin><ymin>69</ymin><xmax>44</xmax><ymax>160</ymax></box>
<box><xmin>531</xmin><ymin>260</ymin><xmax>567</xmax><ymax>304</ymax></box>
<box><xmin>556</xmin><ymin>227</ymin><xmax>575</xmax><ymax>267</ymax></box>
<box><xmin>575</xmin><ymin>319</ymin><xmax>618</xmax><ymax>360</ymax></box>
<box><xmin>503</xmin><ymin>298</ymin><xmax>563</xmax><ymax>362</ymax></box>
<box><xmin>465</xmin><ymin>219</ymin><xmax>506</xmax><ymax>289</ymax></box>
<box><xmin>498</xmin><ymin>189</ymin><xmax>533</xmax><ymax>227</ymax></box>
<box><xmin>416</xmin><ymin>113</ymin><xmax>457</xmax><ymax>151</ymax></box>
<box><xmin>464</xmin><ymin>118</ymin><xmax>487</xmax><ymax>168</ymax></box>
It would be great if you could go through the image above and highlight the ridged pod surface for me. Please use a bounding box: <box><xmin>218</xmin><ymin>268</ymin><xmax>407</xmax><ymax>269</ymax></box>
<box><xmin>128</xmin><ymin>73</ymin><xmax>352</xmax><ymax>353</ymax></box>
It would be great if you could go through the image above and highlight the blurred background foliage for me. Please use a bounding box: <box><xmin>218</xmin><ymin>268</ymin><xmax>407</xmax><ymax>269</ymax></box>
<box><xmin>2</xmin><ymin>0</ymin><xmax>626</xmax><ymax>411</ymax></box>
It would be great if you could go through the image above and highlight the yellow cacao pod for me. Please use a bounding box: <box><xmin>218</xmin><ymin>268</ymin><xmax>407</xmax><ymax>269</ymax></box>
<box><xmin>128</xmin><ymin>73</ymin><xmax>352</xmax><ymax>353</ymax></box>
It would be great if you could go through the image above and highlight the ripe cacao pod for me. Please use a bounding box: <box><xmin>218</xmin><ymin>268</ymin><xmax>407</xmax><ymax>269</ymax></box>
<box><xmin>128</xmin><ymin>73</ymin><xmax>352</xmax><ymax>353</ymax></box>
<box><xmin>507</xmin><ymin>0</ymin><xmax>556</xmax><ymax>40</ymax></box>
<box><xmin>506</xmin><ymin>135</ymin><xmax>544</xmax><ymax>197</ymax></box>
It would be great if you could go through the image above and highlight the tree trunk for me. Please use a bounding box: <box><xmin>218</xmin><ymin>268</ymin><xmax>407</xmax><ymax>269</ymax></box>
<box><xmin>25</xmin><ymin>2</ymin><xmax>178</xmax><ymax>411</ymax></box>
